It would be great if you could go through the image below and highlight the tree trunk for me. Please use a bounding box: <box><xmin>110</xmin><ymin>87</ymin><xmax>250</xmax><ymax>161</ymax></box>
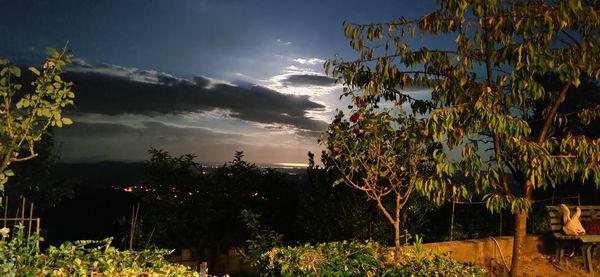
<box><xmin>394</xmin><ymin>220</ymin><xmax>400</xmax><ymax>249</ymax></box>
<box><xmin>510</xmin><ymin>211</ymin><xmax>527</xmax><ymax>277</ymax></box>
<box><xmin>394</xmin><ymin>193</ymin><xmax>401</xmax><ymax>251</ymax></box>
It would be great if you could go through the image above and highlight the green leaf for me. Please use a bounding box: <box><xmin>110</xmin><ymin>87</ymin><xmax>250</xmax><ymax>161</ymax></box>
<box><xmin>29</xmin><ymin>67</ymin><xmax>40</xmax><ymax>76</ymax></box>
<box><xmin>61</xmin><ymin>117</ymin><xmax>73</xmax><ymax>125</ymax></box>
<box><xmin>9</xmin><ymin>66</ymin><xmax>21</xmax><ymax>77</ymax></box>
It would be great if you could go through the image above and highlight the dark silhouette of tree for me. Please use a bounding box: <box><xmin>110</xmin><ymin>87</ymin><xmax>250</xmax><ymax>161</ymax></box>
<box><xmin>138</xmin><ymin>150</ymin><xmax>297</xmax><ymax>261</ymax></box>
<box><xmin>6</xmin><ymin>130</ymin><xmax>75</xmax><ymax>210</ymax></box>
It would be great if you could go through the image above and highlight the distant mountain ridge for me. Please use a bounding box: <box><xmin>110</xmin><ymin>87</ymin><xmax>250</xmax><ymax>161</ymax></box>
<box><xmin>55</xmin><ymin>161</ymin><xmax>308</xmax><ymax>188</ymax></box>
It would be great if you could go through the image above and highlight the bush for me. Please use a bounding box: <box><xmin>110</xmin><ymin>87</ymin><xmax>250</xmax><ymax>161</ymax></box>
<box><xmin>259</xmin><ymin>240</ymin><xmax>486</xmax><ymax>277</ymax></box>
<box><xmin>390</xmin><ymin>249</ymin><xmax>486</xmax><ymax>276</ymax></box>
<box><xmin>31</xmin><ymin>239</ymin><xmax>201</xmax><ymax>276</ymax></box>
<box><xmin>0</xmin><ymin>225</ymin><xmax>213</xmax><ymax>276</ymax></box>
<box><xmin>260</xmin><ymin>241</ymin><xmax>383</xmax><ymax>276</ymax></box>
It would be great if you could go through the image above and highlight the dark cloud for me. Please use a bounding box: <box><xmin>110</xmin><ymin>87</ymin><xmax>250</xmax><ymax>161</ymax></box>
<box><xmin>281</xmin><ymin>74</ymin><xmax>335</xmax><ymax>87</ymax></box>
<box><xmin>63</xmin><ymin>64</ymin><xmax>328</xmax><ymax>132</ymax></box>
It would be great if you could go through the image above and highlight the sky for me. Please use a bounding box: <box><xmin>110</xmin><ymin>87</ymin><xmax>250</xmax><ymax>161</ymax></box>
<box><xmin>0</xmin><ymin>0</ymin><xmax>439</xmax><ymax>165</ymax></box>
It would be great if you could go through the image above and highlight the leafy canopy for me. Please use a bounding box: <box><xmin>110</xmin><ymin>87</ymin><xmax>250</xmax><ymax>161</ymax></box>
<box><xmin>326</xmin><ymin>0</ymin><xmax>600</xmax><ymax>214</ymax></box>
<box><xmin>0</xmin><ymin>48</ymin><xmax>75</xmax><ymax>193</ymax></box>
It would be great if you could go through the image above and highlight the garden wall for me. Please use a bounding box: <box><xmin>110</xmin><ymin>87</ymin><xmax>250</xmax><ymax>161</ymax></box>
<box><xmin>416</xmin><ymin>235</ymin><xmax>551</xmax><ymax>268</ymax></box>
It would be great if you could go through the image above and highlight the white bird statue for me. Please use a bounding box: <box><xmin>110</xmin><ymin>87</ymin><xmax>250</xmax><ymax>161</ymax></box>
<box><xmin>560</xmin><ymin>204</ymin><xmax>586</xmax><ymax>236</ymax></box>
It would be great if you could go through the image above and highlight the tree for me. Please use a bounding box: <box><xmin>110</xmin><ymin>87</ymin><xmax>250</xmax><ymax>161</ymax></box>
<box><xmin>208</xmin><ymin>151</ymin><xmax>297</xmax><ymax>248</ymax></box>
<box><xmin>299</xmin><ymin>151</ymin><xmax>392</xmax><ymax>243</ymax></box>
<box><xmin>326</xmin><ymin>1</ymin><xmax>599</xmax><ymax>275</ymax></box>
<box><xmin>138</xmin><ymin>148</ymin><xmax>205</xmax><ymax>249</ymax></box>
<box><xmin>0</xmin><ymin>48</ymin><xmax>75</xmax><ymax>194</ymax></box>
<box><xmin>138</xmin><ymin>149</ymin><xmax>297</xmax><ymax>259</ymax></box>
<box><xmin>326</xmin><ymin>108</ymin><xmax>434</xmax><ymax>250</ymax></box>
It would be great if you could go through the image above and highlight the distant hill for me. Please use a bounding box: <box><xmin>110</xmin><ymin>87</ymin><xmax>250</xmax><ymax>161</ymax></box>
<box><xmin>54</xmin><ymin>161</ymin><xmax>308</xmax><ymax>188</ymax></box>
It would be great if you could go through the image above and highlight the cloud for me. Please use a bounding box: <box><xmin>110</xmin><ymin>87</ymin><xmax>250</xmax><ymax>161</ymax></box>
<box><xmin>280</xmin><ymin>74</ymin><xmax>335</xmax><ymax>87</ymax></box>
<box><xmin>70</xmin><ymin>59</ymin><xmax>184</xmax><ymax>84</ymax></box>
<box><xmin>63</xmin><ymin>61</ymin><xmax>328</xmax><ymax>132</ymax></box>
<box><xmin>293</xmin><ymin>58</ymin><xmax>325</xmax><ymax>65</ymax></box>
<box><xmin>56</xmin><ymin>121</ymin><xmax>321</xmax><ymax>163</ymax></box>
<box><xmin>276</xmin><ymin>38</ymin><xmax>292</xmax><ymax>46</ymax></box>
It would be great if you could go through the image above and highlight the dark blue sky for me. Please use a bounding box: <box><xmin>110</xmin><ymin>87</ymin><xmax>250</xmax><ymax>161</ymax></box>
<box><xmin>1</xmin><ymin>0</ymin><xmax>438</xmax><ymax>165</ymax></box>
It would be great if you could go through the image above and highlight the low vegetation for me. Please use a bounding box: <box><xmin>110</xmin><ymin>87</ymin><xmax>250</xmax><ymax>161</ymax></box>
<box><xmin>0</xmin><ymin>225</ymin><xmax>206</xmax><ymax>276</ymax></box>
<box><xmin>259</xmin><ymin>240</ymin><xmax>485</xmax><ymax>277</ymax></box>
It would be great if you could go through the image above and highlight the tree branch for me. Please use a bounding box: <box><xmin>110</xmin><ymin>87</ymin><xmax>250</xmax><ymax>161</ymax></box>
<box><xmin>537</xmin><ymin>83</ymin><xmax>570</xmax><ymax>143</ymax></box>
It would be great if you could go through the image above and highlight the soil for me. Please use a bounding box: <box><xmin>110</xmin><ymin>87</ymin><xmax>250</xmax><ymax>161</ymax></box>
<box><xmin>487</xmin><ymin>251</ymin><xmax>599</xmax><ymax>277</ymax></box>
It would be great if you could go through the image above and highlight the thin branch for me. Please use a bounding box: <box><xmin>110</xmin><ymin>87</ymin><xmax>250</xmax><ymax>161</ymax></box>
<box><xmin>560</xmin><ymin>30</ymin><xmax>582</xmax><ymax>49</ymax></box>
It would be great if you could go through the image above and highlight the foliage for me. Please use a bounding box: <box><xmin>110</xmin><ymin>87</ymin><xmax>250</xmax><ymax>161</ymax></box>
<box><xmin>138</xmin><ymin>148</ymin><xmax>206</xmax><ymax>249</ymax></box>
<box><xmin>138</xmin><ymin>150</ymin><xmax>297</xmax><ymax>258</ymax></box>
<box><xmin>297</xmin><ymin>151</ymin><xmax>393</xmax><ymax>243</ymax></box>
<box><xmin>6</xmin><ymin>130</ymin><xmax>75</xmax><ymax>210</ymax></box>
<box><xmin>238</xmin><ymin>209</ymin><xmax>283</xmax><ymax>267</ymax></box>
<box><xmin>0</xmin><ymin>225</ymin><xmax>207</xmax><ymax>276</ymax></box>
<box><xmin>532</xmin><ymin>73</ymin><xmax>600</xmax><ymax>139</ymax></box>
<box><xmin>259</xmin><ymin>241</ymin><xmax>384</xmax><ymax>276</ymax></box>
<box><xmin>0</xmin><ymin>48</ymin><xmax>75</xmax><ymax>194</ymax></box>
<box><xmin>391</xmin><ymin>248</ymin><xmax>486</xmax><ymax>277</ymax></box>
<box><xmin>326</xmin><ymin>107</ymin><xmax>436</xmax><ymax>248</ymax></box>
<box><xmin>259</xmin><ymin>240</ymin><xmax>485</xmax><ymax>277</ymax></box>
<box><xmin>326</xmin><ymin>0</ymin><xmax>599</xmax><ymax>275</ymax></box>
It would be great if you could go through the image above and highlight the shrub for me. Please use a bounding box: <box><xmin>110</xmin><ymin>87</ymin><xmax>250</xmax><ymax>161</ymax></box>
<box><xmin>0</xmin><ymin>225</ymin><xmax>215</xmax><ymax>276</ymax></box>
<box><xmin>238</xmin><ymin>209</ymin><xmax>283</xmax><ymax>268</ymax></box>
<box><xmin>260</xmin><ymin>241</ymin><xmax>383</xmax><ymax>276</ymax></box>
<box><xmin>259</xmin><ymin>240</ymin><xmax>486</xmax><ymax>277</ymax></box>
<box><xmin>388</xmin><ymin>249</ymin><xmax>486</xmax><ymax>276</ymax></box>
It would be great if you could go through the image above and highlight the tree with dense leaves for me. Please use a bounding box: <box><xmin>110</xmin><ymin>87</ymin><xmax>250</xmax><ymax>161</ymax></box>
<box><xmin>326</xmin><ymin>109</ymin><xmax>435</xmax><ymax>250</ymax></box>
<box><xmin>0</xmin><ymin>48</ymin><xmax>75</xmax><ymax>195</ymax></box>
<box><xmin>326</xmin><ymin>1</ymin><xmax>599</xmax><ymax>275</ymax></box>
<box><xmin>138</xmin><ymin>148</ymin><xmax>205</xmax><ymax>249</ymax></box>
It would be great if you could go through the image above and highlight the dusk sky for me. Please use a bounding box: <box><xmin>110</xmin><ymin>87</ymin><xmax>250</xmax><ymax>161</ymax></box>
<box><xmin>1</xmin><ymin>0</ymin><xmax>439</xmax><ymax>165</ymax></box>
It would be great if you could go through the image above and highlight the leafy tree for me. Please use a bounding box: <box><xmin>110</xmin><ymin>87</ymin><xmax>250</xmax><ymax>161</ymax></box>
<box><xmin>207</xmin><ymin>151</ymin><xmax>297</xmax><ymax>249</ymax></box>
<box><xmin>138</xmin><ymin>148</ymin><xmax>206</xmax><ymax>249</ymax></box>
<box><xmin>139</xmin><ymin>150</ymin><xmax>297</xmax><ymax>260</ymax></box>
<box><xmin>0</xmin><ymin>48</ymin><xmax>75</xmax><ymax>194</ymax></box>
<box><xmin>326</xmin><ymin>1</ymin><xmax>599</xmax><ymax>275</ymax></box>
<box><xmin>299</xmin><ymin>151</ymin><xmax>391</xmax><ymax>243</ymax></box>
<box><xmin>326</xmin><ymin>108</ymin><xmax>435</xmax><ymax>250</ymax></box>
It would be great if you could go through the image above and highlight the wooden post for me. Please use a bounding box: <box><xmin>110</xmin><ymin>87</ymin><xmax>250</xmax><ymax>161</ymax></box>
<box><xmin>450</xmin><ymin>199</ymin><xmax>456</xmax><ymax>241</ymax></box>
<box><xmin>129</xmin><ymin>205</ymin><xmax>135</xmax><ymax>250</ymax></box>
<box><xmin>20</xmin><ymin>197</ymin><xmax>26</xmax><ymax>226</ymax></box>
<box><xmin>14</xmin><ymin>196</ymin><xmax>21</xmax><ymax>230</ymax></box>
<box><xmin>28</xmin><ymin>202</ymin><xmax>34</xmax><ymax>238</ymax></box>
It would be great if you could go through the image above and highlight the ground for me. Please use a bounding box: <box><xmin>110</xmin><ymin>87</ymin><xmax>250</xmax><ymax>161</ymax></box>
<box><xmin>489</xmin><ymin>251</ymin><xmax>599</xmax><ymax>277</ymax></box>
